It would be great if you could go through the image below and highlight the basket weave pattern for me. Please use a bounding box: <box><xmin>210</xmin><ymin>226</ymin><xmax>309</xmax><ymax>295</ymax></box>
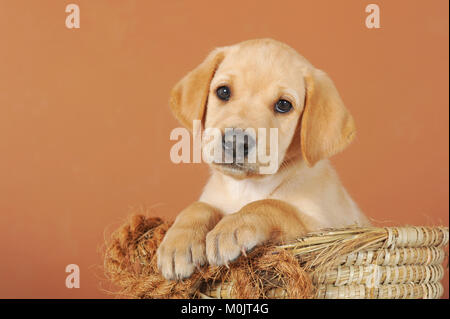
<box><xmin>103</xmin><ymin>216</ymin><xmax>449</xmax><ymax>299</ymax></box>
<box><xmin>200</xmin><ymin>227</ymin><xmax>449</xmax><ymax>299</ymax></box>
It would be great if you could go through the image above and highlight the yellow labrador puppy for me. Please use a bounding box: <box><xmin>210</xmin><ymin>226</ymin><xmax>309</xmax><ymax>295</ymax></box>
<box><xmin>158</xmin><ymin>39</ymin><xmax>371</xmax><ymax>280</ymax></box>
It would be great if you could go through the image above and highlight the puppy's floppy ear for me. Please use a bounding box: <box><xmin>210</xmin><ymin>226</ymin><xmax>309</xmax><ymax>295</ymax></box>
<box><xmin>169</xmin><ymin>48</ymin><xmax>226</xmax><ymax>131</ymax></box>
<box><xmin>300</xmin><ymin>68</ymin><xmax>356</xmax><ymax>166</ymax></box>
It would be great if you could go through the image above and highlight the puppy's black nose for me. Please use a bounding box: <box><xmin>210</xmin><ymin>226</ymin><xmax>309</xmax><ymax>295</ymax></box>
<box><xmin>222</xmin><ymin>129</ymin><xmax>255</xmax><ymax>162</ymax></box>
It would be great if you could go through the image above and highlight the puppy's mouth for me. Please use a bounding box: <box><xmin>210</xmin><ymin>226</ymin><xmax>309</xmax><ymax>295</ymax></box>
<box><xmin>221</xmin><ymin>162</ymin><xmax>247</xmax><ymax>171</ymax></box>
<box><xmin>212</xmin><ymin>161</ymin><xmax>258</xmax><ymax>177</ymax></box>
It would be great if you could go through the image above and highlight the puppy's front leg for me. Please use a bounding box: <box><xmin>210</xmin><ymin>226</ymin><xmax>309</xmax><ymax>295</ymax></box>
<box><xmin>206</xmin><ymin>199</ymin><xmax>307</xmax><ymax>266</ymax></box>
<box><xmin>157</xmin><ymin>202</ymin><xmax>222</xmax><ymax>280</ymax></box>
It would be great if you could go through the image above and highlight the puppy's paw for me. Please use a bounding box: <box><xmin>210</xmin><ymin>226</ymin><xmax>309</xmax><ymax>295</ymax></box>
<box><xmin>157</xmin><ymin>227</ymin><xmax>206</xmax><ymax>280</ymax></box>
<box><xmin>206</xmin><ymin>215</ymin><xmax>266</xmax><ymax>266</ymax></box>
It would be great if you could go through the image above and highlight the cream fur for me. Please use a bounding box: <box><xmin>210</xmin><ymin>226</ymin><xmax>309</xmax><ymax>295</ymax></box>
<box><xmin>158</xmin><ymin>39</ymin><xmax>370</xmax><ymax>280</ymax></box>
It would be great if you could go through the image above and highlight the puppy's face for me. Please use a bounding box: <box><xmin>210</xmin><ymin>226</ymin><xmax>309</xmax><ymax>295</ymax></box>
<box><xmin>170</xmin><ymin>39</ymin><xmax>356</xmax><ymax>179</ymax></box>
<box><xmin>204</xmin><ymin>40</ymin><xmax>307</xmax><ymax>178</ymax></box>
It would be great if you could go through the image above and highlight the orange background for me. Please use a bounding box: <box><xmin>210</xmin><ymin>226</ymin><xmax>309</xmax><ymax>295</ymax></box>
<box><xmin>0</xmin><ymin>0</ymin><xmax>448</xmax><ymax>298</ymax></box>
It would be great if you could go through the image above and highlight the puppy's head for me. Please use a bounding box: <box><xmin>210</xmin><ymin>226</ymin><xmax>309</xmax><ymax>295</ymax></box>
<box><xmin>170</xmin><ymin>39</ymin><xmax>355</xmax><ymax>178</ymax></box>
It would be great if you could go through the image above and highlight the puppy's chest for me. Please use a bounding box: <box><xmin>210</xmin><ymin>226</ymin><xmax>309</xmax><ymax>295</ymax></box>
<box><xmin>202</xmin><ymin>179</ymin><xmax>276</xmax><ymax>215</ymax></box>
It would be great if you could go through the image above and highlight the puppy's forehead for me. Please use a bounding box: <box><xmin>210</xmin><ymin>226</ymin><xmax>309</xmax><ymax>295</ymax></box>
<box><xmin>216</xmin><ymin>39</ymin><xmax>311</xmax><ymax>87</ymax></box>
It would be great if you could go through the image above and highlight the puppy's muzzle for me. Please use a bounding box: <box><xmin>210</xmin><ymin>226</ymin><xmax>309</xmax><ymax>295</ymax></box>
<box><xmin>222</xmin><ymin>129</ymin><xmax>256</xmax><ymax>162</ymax></box>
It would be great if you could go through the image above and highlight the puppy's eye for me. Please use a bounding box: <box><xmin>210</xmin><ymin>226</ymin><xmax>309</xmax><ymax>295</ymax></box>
<box><xmin>274</xmin><ymin>99</ymin><xmax>293</xmax><ymax>113</ymax></box>
<box><xmin>216</xmin><ymin>86</ymin><xmax>231</xmax><ymax>101</ymax></box>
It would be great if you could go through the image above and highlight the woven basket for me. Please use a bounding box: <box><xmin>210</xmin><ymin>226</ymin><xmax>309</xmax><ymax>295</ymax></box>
<box><xmin>198</xmin><ymin>227</ymin><xmax>449</xmax><ymax>299</ymax></box>
<box><xmin>103</xmin><ymin>216</ymin><xmax>449</xmax><ymax>299</ymax></box>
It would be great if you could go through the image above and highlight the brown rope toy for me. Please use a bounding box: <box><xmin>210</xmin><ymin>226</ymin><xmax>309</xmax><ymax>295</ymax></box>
<box><xmin>103</xmin><ymin>214</ymin><xmax>448</xmax><ymax>299</ymax></box>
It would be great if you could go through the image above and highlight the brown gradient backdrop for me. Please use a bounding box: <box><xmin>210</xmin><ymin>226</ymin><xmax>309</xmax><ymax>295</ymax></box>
<box><xmin>0</xmin><ymin>0</ymin><xmax>448</xmax><ymax>298</ymax></box>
